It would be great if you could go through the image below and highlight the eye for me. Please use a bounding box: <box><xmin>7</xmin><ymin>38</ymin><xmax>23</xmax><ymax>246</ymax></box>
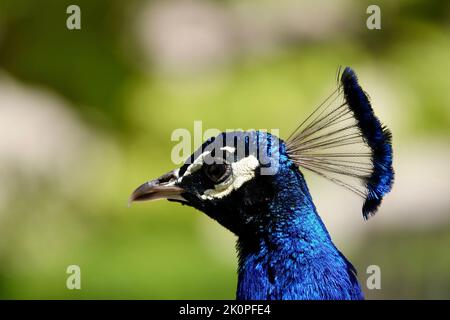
<box><xmin>203</xmin><ymin>161</ymin><xmax>232</xmax><ymax>184</ymax></box>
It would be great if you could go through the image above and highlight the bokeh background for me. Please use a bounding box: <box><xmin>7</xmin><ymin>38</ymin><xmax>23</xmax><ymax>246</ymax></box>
<box><xmin>0</xmin><ymin>0</ymin><xmax>449</xmax><ymax>299</ymax></box>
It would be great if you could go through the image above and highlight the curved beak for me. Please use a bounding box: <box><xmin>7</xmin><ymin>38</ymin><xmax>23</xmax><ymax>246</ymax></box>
<box><xmin>129</xmin><ymin>169</ymin><xmax>185</xmax><ymax>205</ymax></box>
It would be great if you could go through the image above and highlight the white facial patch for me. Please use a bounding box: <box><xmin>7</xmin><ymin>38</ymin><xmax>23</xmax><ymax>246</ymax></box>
<box><xmin>180</xmin><ymin>151</ymin><xmax>212</xmax><ymax>181</ymax></box>
<box><xmin>220</xmin><ymin>146</ymin><xmax>236</xmax><ymax>153</ymax></box>
<box><xmin>179</xmin><ymin>147</ymin><xmax>235</xmax><ymax>182</ymax></box>
<box><xmin>201</xmin><ymin>155</ymin><xmax>259</xmax><ymax>200</ymax></box>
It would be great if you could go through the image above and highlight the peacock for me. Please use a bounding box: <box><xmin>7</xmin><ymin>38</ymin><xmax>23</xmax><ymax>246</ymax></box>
<box><xmin>130</xmin><ymin>67</ymin><xmax>394</xmax><ymax>300</ymax></box>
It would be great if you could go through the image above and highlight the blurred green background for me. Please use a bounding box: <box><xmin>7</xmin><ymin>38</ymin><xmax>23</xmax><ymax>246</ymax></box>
<box><xmin>0</xmin><ymin>0</ymin><xmax>449</xmax><ymax>299</ymax></box>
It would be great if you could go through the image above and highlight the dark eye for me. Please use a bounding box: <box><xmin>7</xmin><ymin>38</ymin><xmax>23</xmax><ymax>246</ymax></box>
<box><xmin>203</xmin><ymin>161</ymin><xmax>231</xmax><ymax>184</ymax></box>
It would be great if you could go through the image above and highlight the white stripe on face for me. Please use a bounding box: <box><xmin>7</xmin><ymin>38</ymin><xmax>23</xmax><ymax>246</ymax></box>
<box><xmin>179</xmin><ymin>147</ymin><xmax>235</xmax><ymax>182</ymax></box>
<box><xmin>220</xmin><ymin>146</ymin><xmax>236</xmax><ymax>153</ymax></box>
<box><xmin>201</xmin><ymin>155</ymin><xmax>259</xmax><ymax>200</ymax></box>
<box><xmin>180</xmin><ymin>151</ymin><xmax>212</xmax><ymax>181</ymax></box>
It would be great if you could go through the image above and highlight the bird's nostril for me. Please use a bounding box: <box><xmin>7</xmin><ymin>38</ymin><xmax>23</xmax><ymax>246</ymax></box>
<box><xmin>157</xmin><ymin>170</ymin><xmax>178</xmax><ymax>184</ymax></box>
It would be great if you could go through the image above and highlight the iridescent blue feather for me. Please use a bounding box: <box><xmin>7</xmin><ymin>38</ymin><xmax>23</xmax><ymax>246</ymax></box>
<box><xmin>340</xmin><ymin>67</ymin><xmax>394</xmax><ymax>218</ymax></box>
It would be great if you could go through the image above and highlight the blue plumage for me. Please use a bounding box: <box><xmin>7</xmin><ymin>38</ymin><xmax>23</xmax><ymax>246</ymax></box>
<box><xmin>236</xmin><ymin>133</ymin><xmax>363</xmax><ymax>299</ymax></box>
<box><xmin>130</xmin><ymin>67</ymin><xmax>394</xmax><ymax>300</ymax></box>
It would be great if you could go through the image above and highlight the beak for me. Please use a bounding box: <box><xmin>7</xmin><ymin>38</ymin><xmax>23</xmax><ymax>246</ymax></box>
<box><xmin>129</xmin><ymin>169</ymin><xmax>185</xmax><ymax>205</ymax></box>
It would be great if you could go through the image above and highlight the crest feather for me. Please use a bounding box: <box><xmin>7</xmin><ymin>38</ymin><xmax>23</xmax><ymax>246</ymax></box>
<box><xmin>286</xmin><ymin>67</ymin><xmax>394</xmax><ymax>219</ymax></box>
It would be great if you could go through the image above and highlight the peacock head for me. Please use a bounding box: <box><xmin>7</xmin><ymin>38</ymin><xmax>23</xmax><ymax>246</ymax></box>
<box><xmin>129</xmin><ymin>131</ymin><xmax>295</xmax><ymax>236</ymax></box>
<box><xmin>130</xmin><ymin>67</ymin><xmax>394</xmax><ymax>237</ymax></box>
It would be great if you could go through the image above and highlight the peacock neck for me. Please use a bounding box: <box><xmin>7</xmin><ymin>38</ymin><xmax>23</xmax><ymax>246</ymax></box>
<box><xmin>236</xmin><ymin>165</ymin><xmax>363</xmax><ymax>300</ymax></box>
